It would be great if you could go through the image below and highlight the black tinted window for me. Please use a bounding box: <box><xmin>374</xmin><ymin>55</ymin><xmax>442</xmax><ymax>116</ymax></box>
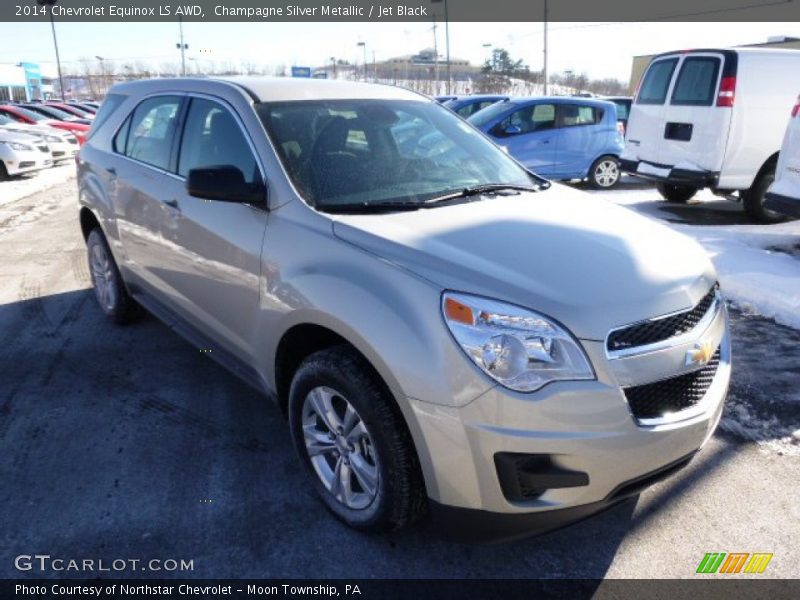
<box><xmin>671</xmin><ymin>57</ymin><xmax>720</xmax><ymax>106</ymax></box>
<box><xmin>125</xmin><ymin>96</ymin><xmax>181</xmax><ymax>170</ymax></box>
<box><xmin>637</xmin><ymin>58</ymin><xmax>678</xmax><ymax>105</ymax></box>
<box><xmin>177</xmin><ymin>98</ymin><xmax>258</xmax><ymax>182</ymax></box>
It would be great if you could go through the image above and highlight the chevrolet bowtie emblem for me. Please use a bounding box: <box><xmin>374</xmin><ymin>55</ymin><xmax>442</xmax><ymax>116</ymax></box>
<box><xmin>686</xmin><ymin>341</ymin><xmax>714</xmax><ymax>366</ymax></box>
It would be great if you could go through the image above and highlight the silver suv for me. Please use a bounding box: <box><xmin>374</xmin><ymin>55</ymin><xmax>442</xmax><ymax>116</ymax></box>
<box><xmin>78</xmin><ymin>78</ymin><xmax>730</xmax><ymax>542</ymax></box>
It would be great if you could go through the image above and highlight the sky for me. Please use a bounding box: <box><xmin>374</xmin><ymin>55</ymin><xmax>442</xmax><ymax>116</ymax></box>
<box><xmin>0</xmin><ymin>21</ymin><xmax>796</xmax><ymax>84</ymax></box>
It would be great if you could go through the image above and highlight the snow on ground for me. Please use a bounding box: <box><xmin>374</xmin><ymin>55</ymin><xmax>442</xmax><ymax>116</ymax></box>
<box><xmin>0</xmin><ymin>162</ymin><xmax>76</xmax><ymax>207</ymax></box>
<box><xmin>591</xmin><ymin>177</ymin><xmax>800</xmax><ymax>331</ymax></box>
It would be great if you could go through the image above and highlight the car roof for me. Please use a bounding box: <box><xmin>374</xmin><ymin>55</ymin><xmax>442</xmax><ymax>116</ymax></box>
<box><xmin>110</xmin><ymin>76</ymin><xmax>430</xmax><ymax>103</ymax></box>
<box><xmin>508</xmin><ymin>96</ymin><xmax>617</xmax><ymax>107</ymax></box>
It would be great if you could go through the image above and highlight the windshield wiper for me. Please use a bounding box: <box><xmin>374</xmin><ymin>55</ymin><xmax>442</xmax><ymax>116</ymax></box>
<box><xmin>423</xmin><ymin>182</ymin><xmax>547</xmax><ymax>206</ymax></box>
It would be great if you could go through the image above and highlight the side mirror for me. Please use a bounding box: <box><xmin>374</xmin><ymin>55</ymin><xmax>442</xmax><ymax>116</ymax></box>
<box><xmin>503</xmin><ymin>124</ymin><xmax>522</xmax><ymax>136</ymax></box>
<box><xmin>186</xmin><ymin>165</ymin><xmax>265</xmax><ymax>205</ymax></box>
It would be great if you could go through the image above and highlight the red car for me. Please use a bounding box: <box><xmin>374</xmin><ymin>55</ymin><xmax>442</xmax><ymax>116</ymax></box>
<box><xmin>0</xmin><ymin>104</ymin><xmax>89</xmax><ymax>145</ymax></box>
<box><xmin>44</xmin><ymin>102</ymin><xmax>95</xmax><ymax>121</ymax></box>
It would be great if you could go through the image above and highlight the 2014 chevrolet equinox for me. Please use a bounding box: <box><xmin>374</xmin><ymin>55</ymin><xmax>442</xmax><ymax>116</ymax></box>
<box><xmin>77</xmin><ymin>78</ymin><xmax>731</xmax><ymax>542</ymax></box>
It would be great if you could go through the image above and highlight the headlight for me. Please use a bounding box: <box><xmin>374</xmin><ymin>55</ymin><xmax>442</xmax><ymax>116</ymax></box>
<box><xmin>442</xmin><ymin>292</ymin><xmax>594</xmax><ymax>392</ymax></box>
<box><xmin>2</xmin><ymin>141</ymin><xmax>33</xmax><ymax>151</ymax></box>
<box><xmin>45</xmin><ymin>135</ymin><xmax>62</xmax><ymax>143</ymax></box>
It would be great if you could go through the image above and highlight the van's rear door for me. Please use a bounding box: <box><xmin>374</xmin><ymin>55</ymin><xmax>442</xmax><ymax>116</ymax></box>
<box><xmin>657</xmin><ymin>51</ymin><xmax>734</xmax><ymax>173</ymax></box>
<box><xmin>623</xmin><ymin>56</ymin><xmax>680</xmax><ymax>171</ymax></box>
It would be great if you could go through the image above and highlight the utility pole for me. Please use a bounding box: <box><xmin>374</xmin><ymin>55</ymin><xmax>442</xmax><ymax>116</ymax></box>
<box><xmin>38</xmin><ymin>0</ymin><xmax>65</xmax><ymax>99</ymax></box>
<box><xmin>177</xmin><ymin>17</ymin><xmax>188</xmax><ymax>76</ymax></box>
<box><xmin>330</xmin><ymin>56</ymin><xmax>336</xmax><ymax>79</ymax></box>
<box><xmin>432</xmin><ymin>17</ymin><xmax>439</xmax><ymax>93</ymax></box>
<box><xmin>431</xmin><ymin>0</ymin><xmax>451</xmax><ymax>95</ymax></box>
<box><xmin>543</xmin><ymin>0</ymin><xmax>548</xmax><ymax>95</ymax></box>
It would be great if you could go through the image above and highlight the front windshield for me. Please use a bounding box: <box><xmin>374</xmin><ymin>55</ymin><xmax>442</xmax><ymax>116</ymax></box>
<box><xmin>256</xmin><ymin>99</ymin><xmax>534</xmax><ymax>210</ymax></box>
<box><xmin>34</xmin><ymin>105</ymin><xmax>75</xmax><ymax>120</ymax></box>
<box><xmin>8</xmin><ymin>107</ymin><xmax>46</xmax><ymax>122</ymax></box>
<box><xmin>467</xmin><ymin>101</ymin><xmax>517</xmax><ymax>129</ymax></box>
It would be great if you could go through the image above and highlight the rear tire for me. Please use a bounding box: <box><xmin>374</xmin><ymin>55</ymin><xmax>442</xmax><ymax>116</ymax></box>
<box><xmin>656</xmin><ymin>182</ymin><xmax>698</xmax><ymax>204</ymax></box>
<box><xmin>288</xmin><ymin>345</ymin><xmax>426</xmax><ymax>532</ymax></box>
<box><xmin>86</xmin><ymin>228</ymin><xmax>143</xmax><ymax>324</ymax></box>
<box><xmin>743</xmin><ymin>166</ymin><xmax>783</xmax><ymax>224</ymax></box>
<box><xmin>588</xmin><ymin>155</ymin><xmax>621</xmax><ymax>189</ymax></box>
<box><xmin>0</xmin><ymin>163</ymin><xmax>8</xmax><ymax>181</ymax></box>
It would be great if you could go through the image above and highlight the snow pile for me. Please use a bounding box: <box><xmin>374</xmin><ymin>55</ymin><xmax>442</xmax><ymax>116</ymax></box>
<box><xmin>596</xmin><ymin>181</ymin><xmax>800</xmax><ymax>331</ymax></box>
<box><xmin>0</xmin><ymin>163</ymin><xmax>76</xmax><ymax>207</ymax></box>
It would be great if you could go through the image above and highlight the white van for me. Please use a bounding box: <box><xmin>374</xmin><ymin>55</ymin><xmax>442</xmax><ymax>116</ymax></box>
<box><xmin>621</xmin><ymin>48</ymin><xmax>800</xmax><ymax>223</ymax></box>
<box><xmin>765</xmin><ymin>93</ymin><xmax>800</xmax><ymax>219</ymax></box>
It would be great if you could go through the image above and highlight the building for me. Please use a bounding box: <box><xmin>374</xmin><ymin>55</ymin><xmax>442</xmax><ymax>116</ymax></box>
<box><xmin>628</xmin><ymin>36</ymin><xmax>800</xmax><ymax>93</ymax></box>
<box><xmin>375</xmin><ymin>48</ymin><xmax>479</xmax><ymax>81</ymax></box>
<box><xmin>0</xmin><ymin>62</ymin><xmax>52</xmax><ymax>101</ymax></box>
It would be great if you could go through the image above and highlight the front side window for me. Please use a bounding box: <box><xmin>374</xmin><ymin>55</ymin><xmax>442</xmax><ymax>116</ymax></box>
<box><xmin>257</xmin><ymin>99</ymin><xmax>535</xmax><ymax>210</ymax></box>
<box><xmin>671</xmin><ymin>56</ymin><xmax>721</xmax><ymax>106</ymax></box>
<box><xmin>123</xmin><ymin>96</ymin><xmax>181</xmax><ymax>170</ymax></box>
<box><xmin>637</xmin><ymin>58</ymin><xmax>678</xmax><ymax>105</ymax></box>
<box><xmin>499</xmin><ymin>103</ymin><xmax>556</xmax><ymax>135</ymax></box>
<box><xmin>467</xmin><ymin>101</ymin><xmax>517</xmax><ymax>129</ymax></box>
<box><xmin>177</xmin><ymin>97</ymin><xmax>258</xmax><ymax>183</ymax></box>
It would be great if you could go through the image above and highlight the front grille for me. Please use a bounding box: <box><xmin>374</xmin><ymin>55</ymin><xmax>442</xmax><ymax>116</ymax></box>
<box><xmin>18</xmin><ymin>161</ymin><xmax>35</xmax><ymax>168</ymax></box>
<box><xmin>624</xmin><ymin>347</ymin><xmax>721</xmax><ymax>421</ymax></box>
<box><xmin>52</xmin><ymin>151</ymin><xmax>65</xmax><ymax>158</ymax></box>
<box><xmin>608</xmin><ymin>287</ymin><xmax>717</xmax><ymax>352</ymax></box>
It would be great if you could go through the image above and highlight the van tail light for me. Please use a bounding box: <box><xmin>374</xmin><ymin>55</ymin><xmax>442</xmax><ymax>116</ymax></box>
<box><xmin>717</xmin><ymin>76</ymin><xmax>736</xmax><ymax>107</ymax></box>
<box><xmin>617</xmin><ymin>121</ymin><xmax>626</xmax><ymax>137</ymax></box>
<box><xmin>791</xmin><ymin>94</ymin><xmax>800</xmax><ymax>118</ymax></box>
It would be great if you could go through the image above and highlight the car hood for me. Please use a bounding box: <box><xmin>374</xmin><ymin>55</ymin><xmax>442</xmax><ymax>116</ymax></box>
<box><xmin>1</xmin><ymin>123</ymin><xmax>64</xmax><ymax>139</ymax></box>
<box><xmin>0</xmin><ymin>129</ymin><xmax>43</xmax><ymax>144</ymax></box>
<box><xmin>331</xmin><ymin>184</ymin><xmax>717</xmax><ymax>340</ymax></box>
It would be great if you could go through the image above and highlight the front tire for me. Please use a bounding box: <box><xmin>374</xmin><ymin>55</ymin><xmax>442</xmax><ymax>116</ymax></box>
<box><xmin>656</xmin><ymin>182</ymin><xmax>698</xmax><ymax>203</ymax></box>
<box><xmin>743</xmin><ymin>166</ymin><xmax>783</xmax><ymax>224</ymax></box>
<box><xmin>86</xmin><ymin>228</ymin><xmax>143</xmax><ymax>324</ymax></box>
<box><xmin>288</xmin><ymin>345</ymin><xmax>425</xmax><ymax>532</ymax></box>
<box><xmin>588</xmin><ymin>155</ymin><xmax>620</xmax><ymax>189</ymax></box>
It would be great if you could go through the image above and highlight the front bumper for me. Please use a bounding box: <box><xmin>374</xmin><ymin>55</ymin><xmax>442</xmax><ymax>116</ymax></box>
<box><xmin>621</xmin><ymin>158</ymin><xmax>719</xmax><ymax>188</ymax></box>
<box><xmin>764</xmin><ymin>191</ymin><xmax>800</xmax><ymax>219</ymax></box>
<box><xmin>410</xmin><ymin>304</ymin><xmax>731</xmax><ymax>542</ymax></box>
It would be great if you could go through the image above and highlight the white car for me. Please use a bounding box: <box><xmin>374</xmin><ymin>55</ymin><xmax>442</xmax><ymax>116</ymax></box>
<box><xmin>622</xmin><ymin>48</ymin><xmax>800</xmax><ymax>223</ymax></box>
<box><xmin>765</xmin><ymin>94</ymin><xmax>800</xmax><ymax>219</ymax></box>
<box><xmin>0</xmin><ymin>113</ymin><xmax>78</xmax><ymax>164</ymax></box>
<box><xmin>0</xmin><ymin>130</ymin><xmax>52</xmax><ymax>179</ymax></box>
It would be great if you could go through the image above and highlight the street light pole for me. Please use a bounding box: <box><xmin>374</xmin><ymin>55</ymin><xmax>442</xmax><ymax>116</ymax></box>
<box><xmin>357</xmin><ymin>42</ymin><xmax>367</xmax><ymax>81</ymax></box>
<box><xmin>443</xmin><ymin>0</ymin><xmax>451</xmax><ymax>95</ymax></box>
<box><xmin>543</xmin><ymin>0</ymin><xmax>548</xmax><ymax>95</ymax></box>
<box><xmin>37</xmin><ymin>0</ymin><xmax>65</xmax><ymax>99</ymax></box>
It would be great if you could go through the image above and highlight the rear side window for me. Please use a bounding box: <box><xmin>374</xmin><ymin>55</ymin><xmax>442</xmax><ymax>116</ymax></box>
<box><xmin>558</xmin><ymin>104</ymin><xmax>600</xmax><ymax>127</ymax></box>
<box><xmin>87</xmin><ymin>93</ymin><xmax>126</xmax><ymax>139</ymax></box>
<box><xmin>670</xmin><ymin>57</ymin><xmax>721</xmax><ymax>106</ymax></box>
<box><xmin>121</xmin><ymin>96</ymin><xmax>182</xmax><ymax>170</ymax></box>
<box><xmin>613</xmin><ymin>101</ymin><xmax>629</xmax><ymax>120</ymax></box>
<box><xmin>637</xmin><ymin>58</ymin><xmax>678</xmax><ymax>105</ymax></box>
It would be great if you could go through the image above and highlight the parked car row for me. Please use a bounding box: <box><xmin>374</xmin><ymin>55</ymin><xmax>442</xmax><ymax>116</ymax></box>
<box><xmin>0</xmin><ymin>104</ymin><xmax>84</xmax><ymax>180</ymax></box>
<box><xmin>622</xmin><ymin>47</ymin><xmax>800</xmax><ymax>222</ymax></box>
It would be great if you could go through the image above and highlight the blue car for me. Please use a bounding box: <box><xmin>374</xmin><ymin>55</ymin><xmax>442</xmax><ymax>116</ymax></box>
<box><xmin>468</xmin><ymin>97</ymin><xmax>624</xmax><ymax>189</ymax></box>
<box><xmin>443</xmin><ymin>95</ymin><xmax>509</xmax><ymax>118</ymax></box>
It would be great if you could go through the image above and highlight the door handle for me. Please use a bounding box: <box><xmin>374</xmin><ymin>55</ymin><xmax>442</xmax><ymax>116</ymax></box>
<box><xmin>105</xmin><ymin>166</ymin><xmax>116</xmax><ymax>176</ymax></box>
<box><xmin>163</xmin><ymin>198</ymin><xmax>180</xmax><ymax>209</ymax></box>
<box><xmin>542</xmin><ymin>139</ymin><xmax>550</xmax><ymax>144</ymax></box>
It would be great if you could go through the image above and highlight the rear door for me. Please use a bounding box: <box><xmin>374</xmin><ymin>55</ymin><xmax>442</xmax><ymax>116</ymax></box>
<box><xmin>657</xmin><ymin>52</ymin><xmax>733</xmax><ymax>172</ymax></box>
<box><xmin>624</xmin><ymin>56</ymin><xmax>679</xmax><ymax>166</ymax></box>
<box><xmin>552</xmin><ymin>103</ymin><xmax>606</xmax><ymax>178</ymax></box>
